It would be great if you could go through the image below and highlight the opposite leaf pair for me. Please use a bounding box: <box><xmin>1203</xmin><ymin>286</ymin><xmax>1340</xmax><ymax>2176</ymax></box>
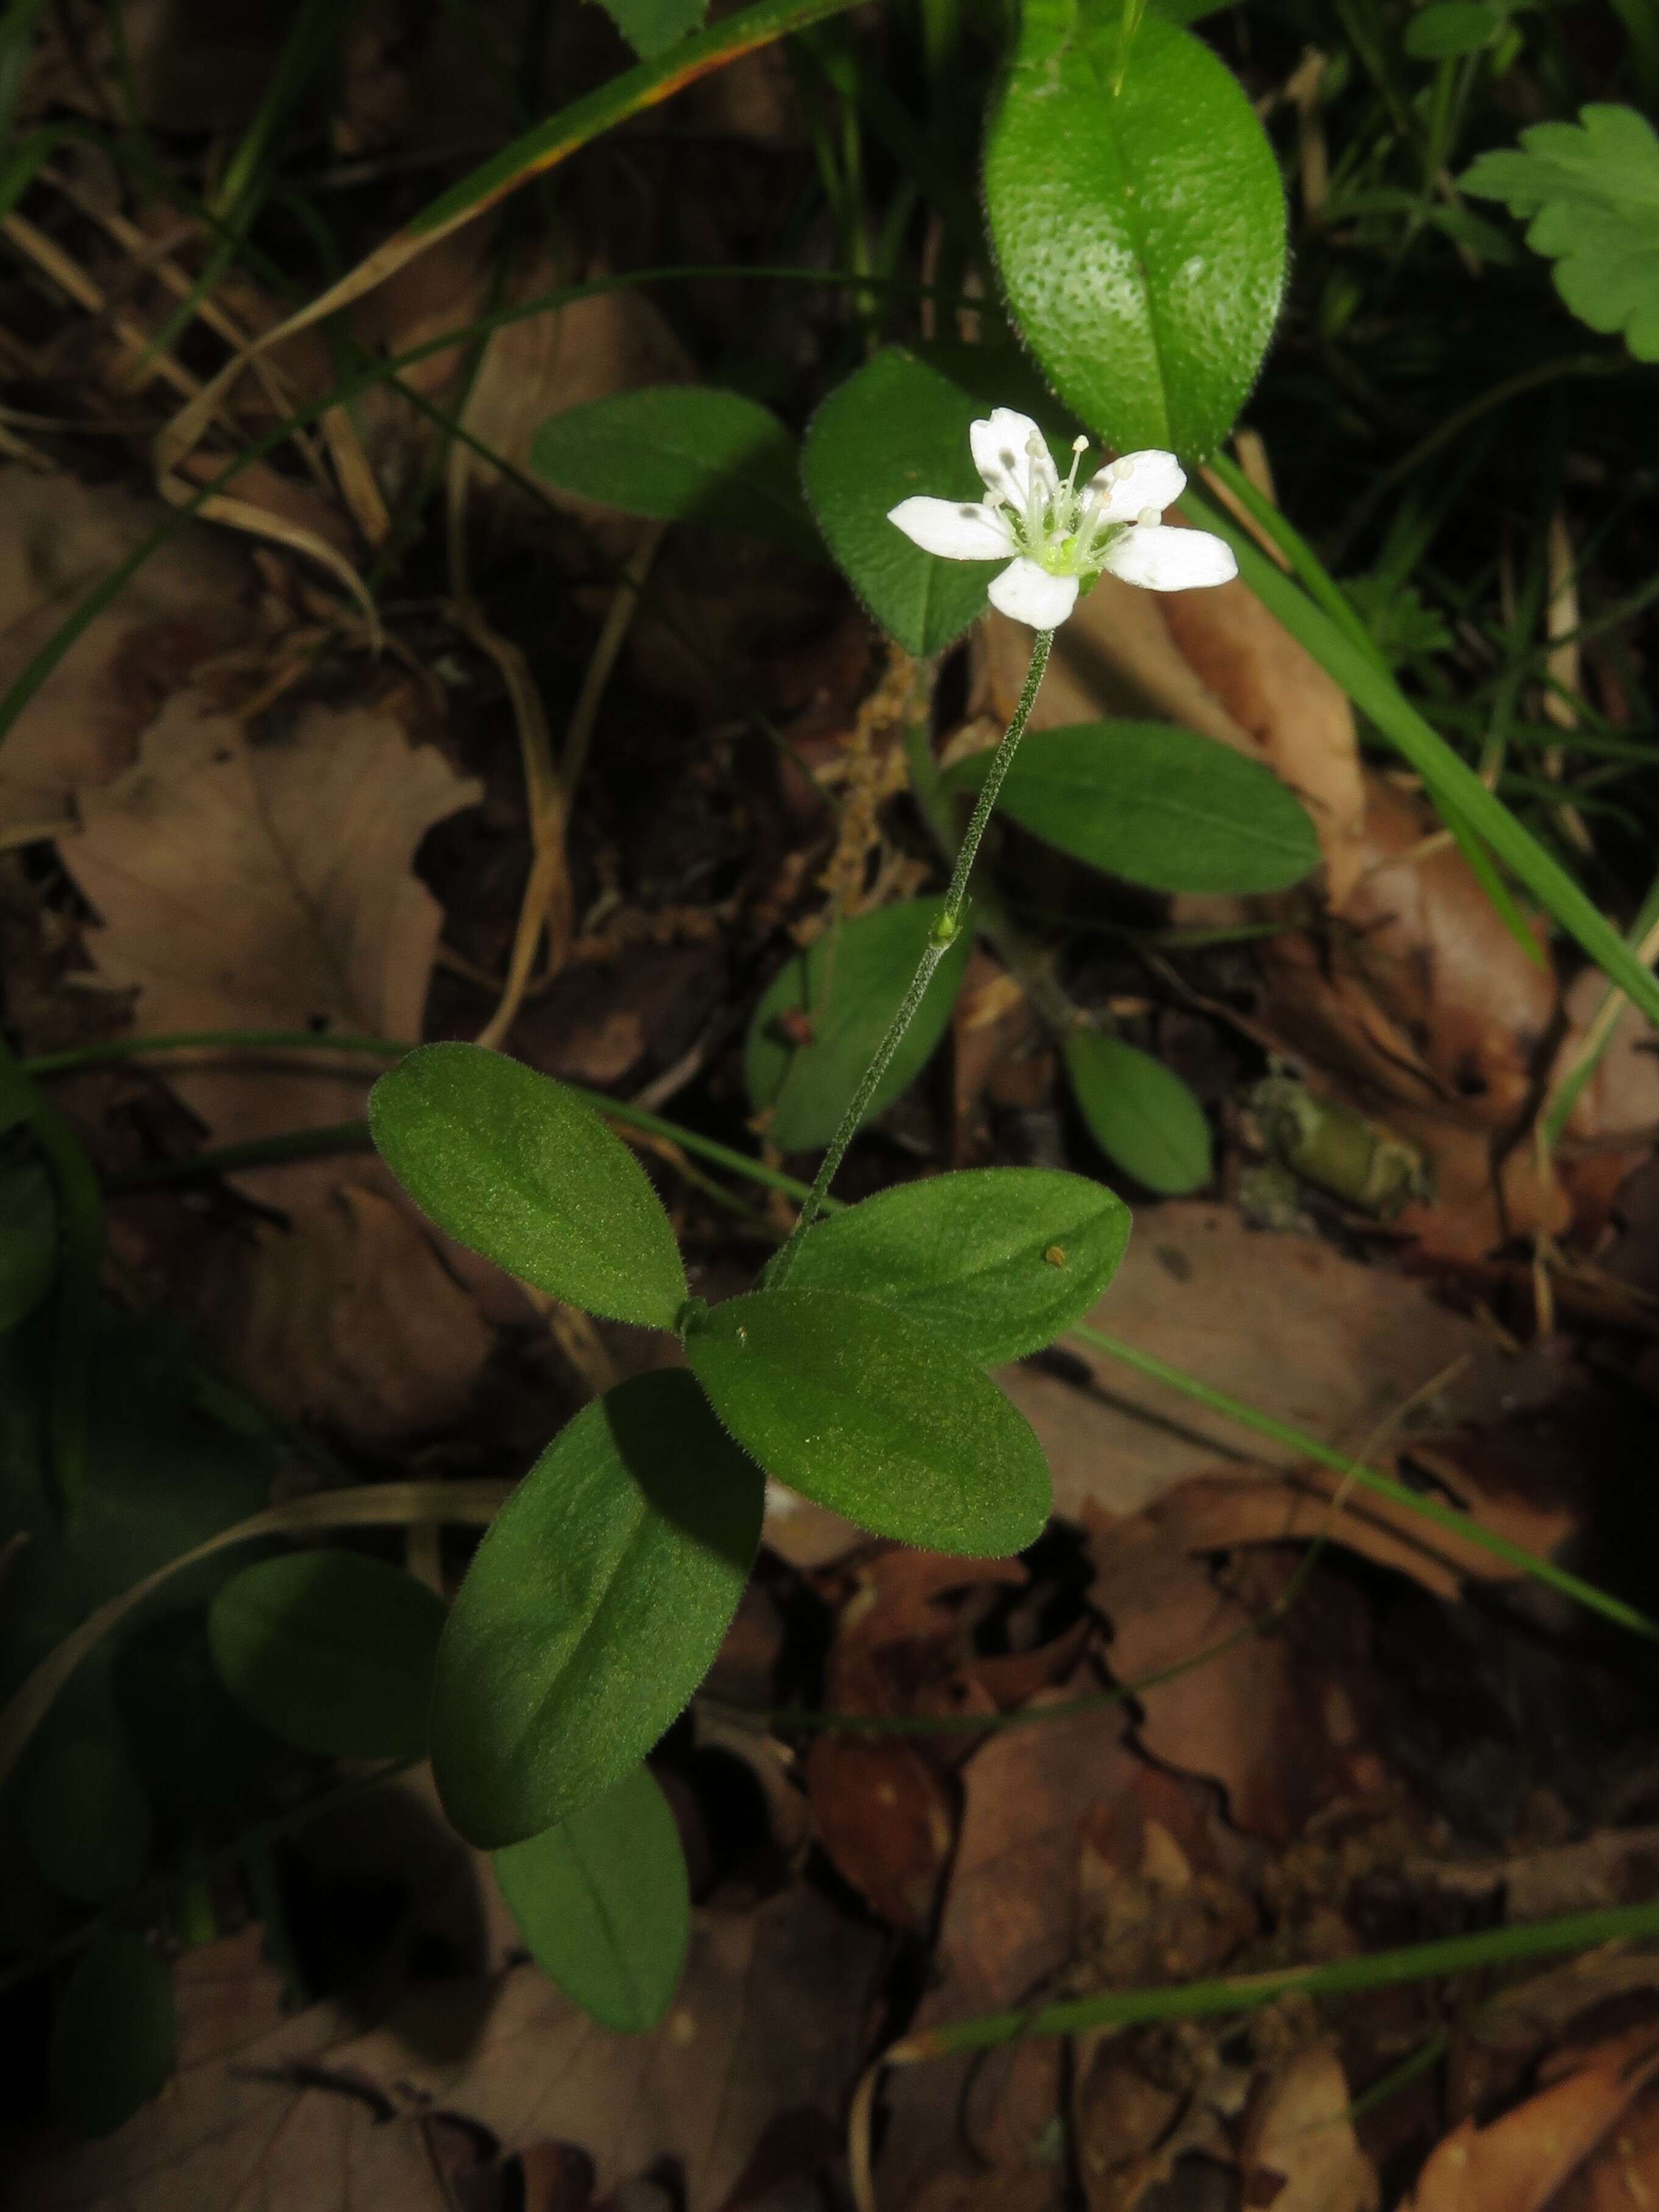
<box><xmin>368</xmin><ymin>1041</ymin><xmax>1129</xmax><ymax>1846</ymax></box>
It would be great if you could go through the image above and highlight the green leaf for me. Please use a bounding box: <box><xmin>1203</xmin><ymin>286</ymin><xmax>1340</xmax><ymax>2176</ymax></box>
<box><xmin>0</xmin><ymin>1149</ymin><xmax>57</xmax><ymax>1330</ymax></box>
<box><xmin>1463</xmin><ymin>105</ymin><xmax>1659</xmax><ymax>359</ymax></box>
<box><xmin>592</xmin><ymin>0</ymin><xmax>707</xmax><ymax>58</ymax></box>
<box><xmin>493</xmin><ymin>1764</ymin><xmax>689</xmax><ymax>2032</ymax></box>
<box><xmin>984</xmin><ymin>0</ymin><xmax>1286</xmax><ymax>457</ymax></box>
<box><xmin>1404</xmin><ymin>1</ymin><xmax>1498</xmax><ymax>58</ymax></box>
<box><xmin>50</xmin><ymin>1931</ymin><xmax>177</xmax><ymax>2138</ymax></box>
<box><xmin>21</xmin><ymin>1735</ymin><xmax>152</xmax><ymax>1904</ymax></box>
<box><xmin>947</xmin><ymin>722</ymin><xmax>1320</xmax><ymax>894</ymax></box>
<box><xmin>745</xmin><ymin>899</ymin><xmax>971</xmax><ymax>1152</ymax></box>
<box><xmin>1065</xmin><ymin>1031</ymin><xmax>1211</xmax><ymax>1195</ymax></box>
<box><xmin>432</xmin><ymin>1369</ymin><xmax>762</xmax><ymax>1848</ymax></box>
<box><xmin>369</xmin><ymin>1043</ymin><xmax>687</xmax><ymax>1333</ymax></box>
<box><xmin>685</xmin><ymin>1288</ymin><xmax>1051</xmax><ymax>1554</ymax></box>
<box><xmin>207</xmin><ymin>1552</ymin><xmax>447</xmax><ymax>1760</ymax></box>
<box><xmin>801</xmin><ymin>348</ymin><xmax>1006</xmax><ymax>654</ymax></box>
<box><xmin>783</xmin><ymin>1167</ymin><xmax>1130</xmax><ymax>1363</ymax></box>
<box><xmin>530</xmin><ymin>386</ymin><xmax>819</xmax><ymax>558</ymax></box>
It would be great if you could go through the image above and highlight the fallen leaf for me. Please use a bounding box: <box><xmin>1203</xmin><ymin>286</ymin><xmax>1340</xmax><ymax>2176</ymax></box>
<box><xmin>64</xmin><ymin>683</ymin><xmax>496</xmax><ymax>1442</ymax></box>
<box><xmin>70</xmin><ymin>685</ymin><xmax>477</xmax><ymax>1180</ymax></box>
<box><xmin>1404</xmin><ymin>2025</ymin><xmax>1659</xmax><ymax>2212</ymax></box>
<box><xmin>876</xmin><ymin>1691</ymin><xmax>1253</xmax><ymax>2208</ymax></box>
<box><xmin>8</xmin><ymin>1882</ymin><xmax>883</xmax><ymax>2212</ymax></box>
<box><xmin>805</xmin><ymin>1734</ymin><xmax>953</xmax><ymax>1932</ymax></box>
<box><xmin>1086</xmin><ymin>1517</ymin><xmax>1390</xmax><ymax>1843</ymax></box>
<box><xmin>999</xmin><ymin>1202</ymin><xmax>1492</xmax><ymax>1521</ymax></box>
<box><xmin>0</xmin><ymin>469</ymin><xmax>254</xmax><ymax>838</ymax></box>
<box><xmin>1240</xmin><ymin>2040</ymin><xmax>1378</xmax><ymax>2212</ymax></box>
<box><xmin>1553</xmin><ymin>2072</ymin><xmax>1659</xmax><ymax>2211</ymax></box>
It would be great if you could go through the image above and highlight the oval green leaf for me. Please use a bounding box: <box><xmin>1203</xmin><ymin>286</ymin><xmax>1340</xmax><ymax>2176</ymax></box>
<box><xmin>802</xmin><ymin>348</ymin><xmax>1006</xmax><ymax>654</ymax></box>
<box><xmin>369</xmin><ymin>1042</ymin><xmax>687</xmax><ymax>1332</ymax></box>
<box><xmin>685</xmin><ymin>1288</ymin><xmax>1051</xmax><ymax>1554</ymax></box>
<box><xmin>22</xmin><ymin>1735</ymin><xmax>152</xmax><ymax>1905</ymax></box>
<box><xmin>782</xmin><ymin>1167</ymin><xmax>1130</xmax><ymax>1363</ymax></box>
<box><xmin>531</xmin><ymin>386</ymin><xmax>819</xmax><ymax>558</ymax></box>
<box><xmin>1066</xmin><ymin>1030</ymin><xmax>1211</xmax><ymax>1195</ymax></box>
<box><xmin>208</xmin><ymin>1552</ymin><xmax>447</xmax><ymax>1760</ymax></box>
<box><xmin>0</xmin><ymin>1150</ymin><xmax>57</xmax><ymax>1330</ymax></box>
<box><xmin>432</xmin><ymin>1368</ymin><xmax>763</xmax><ymax>1848</ymax></box>
<box><xmin>493</xmin><ymin>1763</ymin><xmax>689</xmax><ymax>2032</ymax></box>
<box><xmin>51</xmin><ymin>1932</ymin><xmax>177</xmax><ymax>2139</ymax></box>
<box><xmin>985</xmin><ymin>0</ymin><xmax>1286</xmax><ymax>458</ymax></box>
<box><xmin>947</xmin><ymin>722</ymin><xmax>1320</xmax><ymax>894</ymax></box>
<box><xmin>745</xmin><ymin>899</ymin><xmax>971</xmax><ymax>1153</ymax></box>
<box><xmin>1404</xmin><ymin>1</ymin><xmax>1496</xmax><ymax>57</ymax></box>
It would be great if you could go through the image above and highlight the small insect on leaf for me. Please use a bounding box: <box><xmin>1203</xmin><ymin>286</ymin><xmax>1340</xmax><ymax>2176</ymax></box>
<box><xmin>1044</xmin><ymin>1245</ymin><xmax>1066</xmax><ymax>1267</ymax></box>
<box><xmin>777</xmin><ymin>1009</ymin><xmax>816</xmax><ymax>1047</ymax></box>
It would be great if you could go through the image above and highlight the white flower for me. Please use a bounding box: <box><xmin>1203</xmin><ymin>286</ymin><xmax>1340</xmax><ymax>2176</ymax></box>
<box><xmin>887</xmin><ymin>407</ymin><xmax>1238</xmax><ymax>629</ymax></box>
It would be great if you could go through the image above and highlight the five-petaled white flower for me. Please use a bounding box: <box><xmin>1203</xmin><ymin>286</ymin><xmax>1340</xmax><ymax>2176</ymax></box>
<box><xmin>888</xmin><ymin>408</ymin><xmax>1238</xmax><ymax>630</ymax></box>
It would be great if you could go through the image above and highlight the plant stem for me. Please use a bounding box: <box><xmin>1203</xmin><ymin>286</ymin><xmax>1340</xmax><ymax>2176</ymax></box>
<box><xmin>770</xmin><ymin>626</ymin><xmax>1053</xmax><ymax>1276</ymax></box>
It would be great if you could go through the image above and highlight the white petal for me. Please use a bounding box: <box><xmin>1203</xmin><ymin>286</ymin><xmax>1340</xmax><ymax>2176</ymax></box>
<box><xmin>987</xmin><ymin>557</ymin><xmax>1079</xmax><ymax>629</ymax></box>
<box><xmin>1102</xmin><ymin>523</ymin><xmax>1236</xmax><ymax>592</ymax></box>
<box><xmin>1086</xmin><ymin>449</ymin><xmax>1188</xmax><ymax>526</ymax></box>
<box><xmin>970</xmin><ymin>409</ymin><xmax>1055</xmax><ymax>511</ymax></box>
<box><xmin>887</xmin><ymin>495</ymin><xmax>1015</xmax><ymax>561</ymax></box>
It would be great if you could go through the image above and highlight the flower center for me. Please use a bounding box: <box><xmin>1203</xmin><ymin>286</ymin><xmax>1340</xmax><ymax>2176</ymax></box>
<box><xmin>991</xmin><ymin>433</ymin><xmax>1143</xmax><ymax>578</ymax></box>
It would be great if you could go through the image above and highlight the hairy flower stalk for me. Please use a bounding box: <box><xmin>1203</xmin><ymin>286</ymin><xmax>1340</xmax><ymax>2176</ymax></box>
<box><xmin>769</xmin><ymin>412</ymin><xmax>1237</xmax><ymax>1278</ymax></box>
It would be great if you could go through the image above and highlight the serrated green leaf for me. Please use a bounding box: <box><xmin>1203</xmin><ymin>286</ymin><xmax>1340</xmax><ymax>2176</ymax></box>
<box><xmin>592</xmin><ymin>0</ymin><xmax>706</xmax><ymax>58</ymax></box>
<box><xmin>493</xmin><ymin>1764</ymin><xmax>689</xmax><ymax>2031</ymax></box>
<box><xmin>432</xmin><ymin>1370</ymin><xmax>762</xmax><ymax>1848</ymax></box>
<box><xmin>21</xmin><ymin>1734</ymin><xmax>152</xmax><ymax>1904</ymax></box>
<box><xmin>50</xmin><ymin>1931</ymin><xmax>176</xmax><ymax>2138</ymax></box>
<box><xmin>1404</xmin><ymin>1</ymin><xmax>1498</xmax><ymax>58</ymax></box>
<box><xmin>369</xmin><ymin>1043</ymin><xmax>687</xmax><ymax>1333</ymax></box>
<box><xmin>685</xmin><ymin>1288</ymin><xmax>1051</xmax><ymax>1554</ymax></box>
<box><xmin>745</xmin><ymin>899</ymin><xmax>971</xmax><ymax>1152</ymax></box>
<box><xmin>208</xmin><ymin>1552</ymin><xmax>446</xmax><ymax>1760</ymax></box>
<box><xmin>0</xmin><ymin>1149</ymin><xmax>57</xmax><ymax>1330</ymax></box>
<box><xmin>985</xmin><ymin>0</ymin><xmax>1286</xmax><ymax>458</ymax></box>
<box><xmin>947</xmin><ymin>722</ymin><xmax>1320</xmax><ymax>894</ymax></box>
<box><xmin>782</xmin><ymin>1167</ymin><xmax>1130</xmax><ymax>1363</ymax></box>
<box><xmin>1462</xmin><ymin>104</ymin><xmax>1659</xmax><ymax>359</ymax></box>
<box><xmin>1065</xmin><ymin>1031</ymin><xmax>1211</xmax><ymax>1195</ymax></box>
<box><xmin>530</xmin><ymin>386</ymin><xmax>819</xmax><ymax>557</ymax></box>
<box><xmin>801</xmin><ymin>349</ymin><xmax>1005</xmax><ymax>654</ymax></box>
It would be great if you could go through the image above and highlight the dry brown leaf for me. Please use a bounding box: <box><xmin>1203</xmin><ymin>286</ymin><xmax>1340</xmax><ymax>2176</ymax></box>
<box><xmin>68</xmin><ymin>684</ymin><xmax>477</xmax><ymax>1180</ymax></box>
<box><xmin>10</xmin><ymin>1882</ymin><xmax>883</xmax><ymax>2212</ymax></box>
<box><xmin>1403</xmin><ymin>2025</ymin><xmax>1659</xmax><ymax>2212</ymax></box>
<box><xmin>1132</xmin><ymin>1455</ymin><xmax>1576</xmax><ymax>1608</ymax></box>
<box><xmin>1553</xmin><ymin>2074</ymin><xmax>1659</xmax><ymax>2211</ymax></box>
<box><xmin>1241</xmin><ymin>2040</ymin><xmax>1379</xmax><ymax>2212</ymax></box>
<box><xmin>1086</xmin><ymin>1518</ymin><xmax>1389</xmax><ymax>1841</ymax></box>
<box><xmin>877</xmin><ymin>1694</ymin><xmax>1252</xmax><ymax>2208</ymax></box>
<box><xmin>63</xmin><ymin>683</ymin><xmax>498</xmax><ymax>1441</ymax></box>
<box><xmin>806</xmin><ymin>1735</ymin><xmax>954</xmax><ymax>1931</ymax></box>
<box><xmin>999</xmin><ymin>1202</ymin><xmax>1492</xmax><ymax>1520</ymax></box>
<box><xmin>0</xmin><ymin>470</ymin><xmax>254</xmax><ymax>838</ymax></box>
<box><xmin>230</xmin><ymin>1181</ymin><xmax>499</xmax><ymax>1441</ymax></box>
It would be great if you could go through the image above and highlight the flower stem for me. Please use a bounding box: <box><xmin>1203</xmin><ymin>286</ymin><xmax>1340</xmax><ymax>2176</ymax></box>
<box><xmin>769</xmin><ymin>626</ymin><xmax>1052</xmax><ymax>1279</ymax></box>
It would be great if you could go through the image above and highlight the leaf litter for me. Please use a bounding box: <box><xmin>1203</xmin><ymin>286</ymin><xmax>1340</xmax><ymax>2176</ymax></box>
<box><xmin>8</xmin><ymin>13</ymin><xmax>1659</xmax><ymax>2211</ymax></box>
